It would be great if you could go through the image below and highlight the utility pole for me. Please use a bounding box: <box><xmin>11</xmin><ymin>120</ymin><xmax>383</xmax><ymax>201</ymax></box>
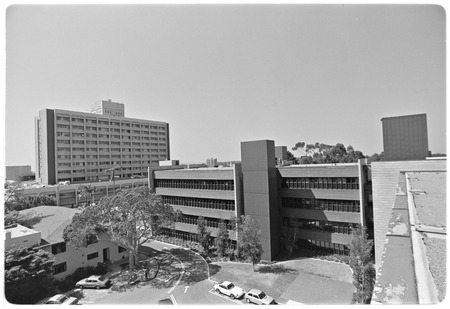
<box><xmin>105</xmin><ymin>165</ymin><xmax>121</xmax><ymax>195</ymax></box>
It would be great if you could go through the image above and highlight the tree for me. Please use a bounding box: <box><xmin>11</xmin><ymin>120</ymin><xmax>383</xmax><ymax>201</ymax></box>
<box><xmin>215</xmin><ymin>219</ymin><xmax>230</xmax><ymax>258</ymax></box>
<box><xmin>236</xmin><ymin>215</ymin><xmax>263</xmax><ymax>271</ymax></box>
<box><xmin>5</xmin><ymin>193</ymin><xmax>57</xmax><ymax>213</ymax></box>
<box><xmin>4</xmin><ymin>210</ymin><xmax>42</xmax><ymax>228</ymax></box>
<box><xmin>347</xmin><ymin>225</ymin><xmax>376</xmax><ymax>304</ymax></box>
<box><xmin>292</xmin><ymin>141</ymin><xmax>367</xmax><ymax>164</ymax></box>
<box><xmin>64</xmin><ymin>186</ymin><xmax>177</xmax><ymax>269</ymax></box>
<box><xmin>368</xmin><ymin>152</ymin><xmax>384</xmax><ymax>163</ymax></box>
<box><xmin>5</xmin><ymin>246</ymin><xmax>55</xmax><ymax>304</ymax></box>
<box><xmin>197</xmin><ymin>216</ymin><xmax>211</xmax><ymax>255</ymax></box>
<box><xmin>77</xmin><ymin>184</ymin><xmax>95</xmax><ymax>206</ymax></box>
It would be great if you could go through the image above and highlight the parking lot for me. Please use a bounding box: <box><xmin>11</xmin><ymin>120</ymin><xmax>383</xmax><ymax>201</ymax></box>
<box><xmin>45</xmin><ymin>241</ymin><xmax>354</xmax><ymax>305</ymax></box>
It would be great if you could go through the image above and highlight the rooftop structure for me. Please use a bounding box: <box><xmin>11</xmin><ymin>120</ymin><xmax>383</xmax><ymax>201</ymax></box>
<box><xmin>91</xmin><ymin>99</ymin><xmax>125</xmax><ymax>117</ymax></box>
<box><xmin>381</xmin><ymin>113</ymin><xmax>429</xmax><ymax>161</ymax></box>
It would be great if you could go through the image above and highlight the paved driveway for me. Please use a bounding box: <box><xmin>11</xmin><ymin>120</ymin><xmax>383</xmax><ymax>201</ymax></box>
<box><xmin>279</xmin><ymin>259</ymin><xmax>354</xmax><ymax>304</ymax></box>
<box><xmin>281</xmin><ymin>272</ymin><xmax>354</xmax><ymax>304</ymax></box>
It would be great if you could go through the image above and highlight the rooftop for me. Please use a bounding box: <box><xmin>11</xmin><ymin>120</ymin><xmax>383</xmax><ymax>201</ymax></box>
<box><xmin>372</xmin><ymin>171</ymin><xmax>446</xmax><ymax>304</ymax></box>
<box><xmin>5</xmin><ymin>224</ymin><xmax>40</xmax><ymax>239</ymax></box>
<box><xmin>19</xmin><ymin>206</ymin><xmax>81</xmax><ymax>244</ymax></box>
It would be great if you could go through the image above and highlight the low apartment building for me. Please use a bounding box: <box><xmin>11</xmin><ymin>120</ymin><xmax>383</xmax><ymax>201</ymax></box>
<box><xmin>11</xmin><ymin>206</ymin><xmax>126</xmax><ymax>281</ymax></box>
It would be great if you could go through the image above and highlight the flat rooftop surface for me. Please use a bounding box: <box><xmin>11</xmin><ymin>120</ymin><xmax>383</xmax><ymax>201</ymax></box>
<box><xmin>5</xmin><ymin>224</ymin><xmax>39</xmax><ymax>238</ymax></box>
<box><xmin>409</xmin><ymin>171</ymin><xmax>446</xmax><ymax>227</ymax></box>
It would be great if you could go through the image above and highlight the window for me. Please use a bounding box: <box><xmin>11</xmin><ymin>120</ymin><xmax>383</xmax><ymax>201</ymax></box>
<box><xmin>53</xmin><ymin>262</ymin><xmax>67</xmax><ymax>274</ymax></box>
<box><xmin>87</xmin><ymin>252</ymin><xmax>99</xmax><ymax>260</ymax></box>
<box><xmin>118</xmin><ymin>246</ymin><xmax>127</xmax><ymax>253</ymax></box>
<box><xmin>52</xmin><ymin>242</ymin><xmax>67</xmax><ymax>254</ymax></box>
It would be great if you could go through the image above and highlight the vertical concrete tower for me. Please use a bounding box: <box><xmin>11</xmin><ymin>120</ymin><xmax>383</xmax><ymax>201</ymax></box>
<box><xmin>241</xmin><ymin>140</ymin><xmax>281</xmax><ymax>261</ymax></box>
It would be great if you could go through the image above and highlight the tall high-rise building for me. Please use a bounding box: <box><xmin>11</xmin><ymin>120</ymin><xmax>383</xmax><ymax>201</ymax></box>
<box><xmin>35</xmin><ymin>100</ymin><xmax>170</xmax><ymax>185</ymax></box>
<box><xmin>381</xmin><ymin>113</ymin><xmax>429</xmax><ymax>161</ymax></box>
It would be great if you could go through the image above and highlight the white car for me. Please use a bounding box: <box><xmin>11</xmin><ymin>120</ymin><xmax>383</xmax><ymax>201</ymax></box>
<box><xmin>245</xmin><ymin>289</ymin><xmax>277</xmax><ymax>305</ymax></box>
<box><xmin>44</xmin><ymin>294</ymin><xmax>78</xmax><ymax>305</ymax></box>
<box><xmin>76</xmin><ymin>275</ymin><xmax>111</xmax><ymax>289</ymax></box>
<box><xmin>213</xmin><ymin>281</ymin><xmax>245</xmax><ymax>299</ymax></box>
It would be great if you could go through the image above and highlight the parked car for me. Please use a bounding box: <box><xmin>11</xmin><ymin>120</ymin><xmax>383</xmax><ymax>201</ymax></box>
<box><xmin>213</xmin><ymin>281</ymin><xmax>245</xmax><ymax>299</ymax></box>
<box><xmin>44</xmin><ymin>294</ymin><xmax>78</xmax><ymax>305</ymax></box>
<box><xmin>245</xmin><ymin>289</ymin><xmax>277</xmax><ymax>305</ymax></box>
<box><xmin>76</xmin><ymin>275</ymin><xmax>111</xmax><ymax>289</ymax></box>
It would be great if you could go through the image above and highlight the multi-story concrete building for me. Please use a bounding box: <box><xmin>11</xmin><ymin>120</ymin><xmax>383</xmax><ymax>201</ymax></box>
<box><xmin>278</xmin><ymin>159</ymin><xmax>371</xmax><ymax>257</ymax></box>
<box><xmin>148</xmin><ymin>140</ymin><xmax>371</xmax><ymax>261</ymax></box>
<box><xmin>381</xmin><ymin>113</ymin><xmax>429</xmax><ymax>161</ymax></box>
<box><xmin>35</xmin><ymin>100</ymin><xmax>170</xmax><ymax>185</ymax></box>
<box><xmin>149</xmin><ymin>163</ymin><xmax>244</xmax><ymax>246</ymax></box>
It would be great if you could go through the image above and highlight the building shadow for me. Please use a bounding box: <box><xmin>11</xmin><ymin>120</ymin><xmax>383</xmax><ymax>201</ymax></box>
<box><xmin>257</xmin><ymin>264</ymin><xmax>296</xmax><ymax>274</ymax></box>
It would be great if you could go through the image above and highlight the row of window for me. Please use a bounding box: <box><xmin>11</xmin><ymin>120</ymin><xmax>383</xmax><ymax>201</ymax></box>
<box><xmin>177</xmin><ymin>215</ymin><xmax>233</xmax><ymax>230</ymax></box>
<box><xmin>281</xmin><ymin>198</ymin><xmax>360</xmax><ymax>213</ymax></box>
<box><xmin>160</xmin><ymin>228</ymin><xmax>237</xmax><ymax>249</ymax></box>
<box><xmin>58</xmin><ymin>139</ymin><xmax>166</xmax><ymax>146</ymax></box>
<box><xmin>58</xmin><ymin>147</ymin><xmax>167</xmax><ymax>154</ymax></box>
<box><xmin>162</xmin><ymin>195</ymin><xmax>236</xmax><ymax>211</ymax></box>
<box><xmin>281</xmin><ymin>177</ymin><xmax>359</xmax><ymax>190</ymax></box>
<box><xmin>282</xmin><ymin>217</ymin><xmax>358</xmax><ymax>234</ymax></box>
<box><xmin>301</xmin><ymin>239</ymin><xmax>350</xmax><ymax>256</ymax></box>
<box><xmin>58</xmin><ymin>175</ymin><xmax>149</xmax><ymax>184</ymax></box>
<box><xmin>58</xmin><ymin>154</ymin><xmax>160</xmax><ymax>159</ymax></box>
<box><xmin>155</xmin><ymin>179</ymin><xmax>235</xmax><ymax>191</ymax></box>
<box><xmin>56</xmin><ymin>116</ymin><xmax>166</xmax><ymax>130</ymax></box>
<box><xmin>70</xmin><ymin>125</ymin><xmax>166</xmax><ymax>135</ymax></box>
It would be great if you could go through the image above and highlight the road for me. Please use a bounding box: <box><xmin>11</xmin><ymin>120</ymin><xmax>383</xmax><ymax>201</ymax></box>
<box><xmin>77</xmin><ymin>241</ymin><xmax>240</xmax><ymax>305</ymax></box>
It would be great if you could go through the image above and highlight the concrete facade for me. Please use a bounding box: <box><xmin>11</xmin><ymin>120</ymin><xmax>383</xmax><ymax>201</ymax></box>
<box><xmin>278</xmin><ymin>160</ymin><xmax>370</xmax><ymax>256</ymax></box>
<box><xmin>149</xmin><ymin>164</ymin><xmax>244</xmax><ymax>243</ymax></box>
<box><xmin>35</xmin><ymin>102</ymin><xmax>170</xmax><ymax>185</ymax></box>
<box><xmin>381</xmin><ymin>114</ymin><xmax>429</xmax><ymax>161</ymax></box>
<box><xmin>241</xmin><ymin>140</ymin><xmax>280</xmax><ymax>261</ymax></box>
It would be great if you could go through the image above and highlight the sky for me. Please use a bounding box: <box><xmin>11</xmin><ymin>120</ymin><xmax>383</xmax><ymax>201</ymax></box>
<box><xmin>3</xmin><ymin>3</ymin><xmax>447</xmax><ymax>170</ymax></box>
